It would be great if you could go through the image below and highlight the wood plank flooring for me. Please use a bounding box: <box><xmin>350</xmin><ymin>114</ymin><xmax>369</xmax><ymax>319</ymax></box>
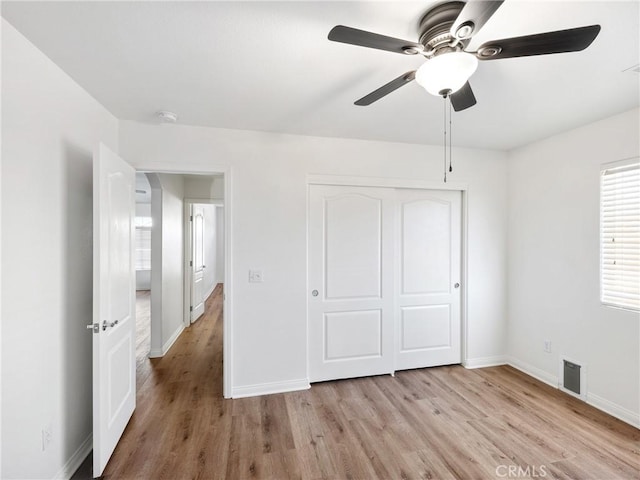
<box><xmin>96</xmin><ymin>285</ymin><xmax>639</xmax><ymax>479</ymax></box>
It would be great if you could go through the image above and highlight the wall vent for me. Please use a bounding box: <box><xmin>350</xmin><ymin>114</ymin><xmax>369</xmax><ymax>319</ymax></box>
<box><xmin>559</xmin><ymin>357</ymin><xmax>587</xmax><ymax>400</ymax></box>
<box><xmin>563</xmin><ymin>360</ymin><xmax>581</xmax><ymax>395</ymax></box>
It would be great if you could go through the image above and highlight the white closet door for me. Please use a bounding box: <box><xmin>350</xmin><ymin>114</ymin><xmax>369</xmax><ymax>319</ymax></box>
<box><xmin>308</xmin><ymin>185</ymin><xmax>395</xmax><ymax>382</ymax></box>
<box><xmin>395</xmin><ymin>189</ymin><xmax>461</xmax><ymax>370</ymax></box>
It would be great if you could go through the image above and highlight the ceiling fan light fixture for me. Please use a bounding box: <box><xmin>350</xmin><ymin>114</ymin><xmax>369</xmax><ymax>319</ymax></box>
<box><xmin>415</xmin><ymin>51</ymin><xmax>478</xmax><ymax>97</ymax></box>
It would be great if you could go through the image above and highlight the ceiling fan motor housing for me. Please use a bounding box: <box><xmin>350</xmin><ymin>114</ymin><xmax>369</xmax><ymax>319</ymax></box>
<box><xmin>419</xmin><ymin>1</ymin><xmax>466</xmax><ymax>57</ymax></box>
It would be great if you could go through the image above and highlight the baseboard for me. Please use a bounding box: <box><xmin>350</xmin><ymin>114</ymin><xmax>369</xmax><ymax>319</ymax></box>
<box><xmin>149</xmin><ymin>324</ymin><xmax>185</xmax><ymax>358</ymax></box>
<box><xmin>505</xmin><ymin>355</ymin><xmax>559</xmax><ymax>388</ymax></box>
<box><xmin>54</xmin><ymin>433</ymin><xmax>92</xmax><ymax>480</ymax></box>
<box><xmin>232</xmin><ymin>378</ymin><xmax>310</xmax><ymax>398</ymax></box>
<box><xmin>587</xmin><ymin>392</ymin><xmax>640</xmax><ymax>428</ymax></box>
<box><xmin>204</xmin><ymin>283</ymin><xmax>216</xmax><ymax>302</ymax></box>
<box><xmin>463</xmin><ymin>355</ymin><xmax>507</xmax><ymax>369</ymax></box>
<box><xmin>506</xmin><ymin>356</ymin><xmax>640</xmax><ymax>429</ymax></box>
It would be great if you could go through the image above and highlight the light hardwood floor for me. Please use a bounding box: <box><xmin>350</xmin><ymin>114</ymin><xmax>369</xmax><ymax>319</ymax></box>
<box><xmin>88</xmin><ymin>286</ymin><xmax>639</xmax><ymax>479</ymax></box>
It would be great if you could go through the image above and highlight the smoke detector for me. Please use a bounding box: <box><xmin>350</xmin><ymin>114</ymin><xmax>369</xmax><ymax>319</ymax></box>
<box><xmin>156</xmin><ymin>110</ymin><xmax>178</xmax><ymax>123</ymax></box>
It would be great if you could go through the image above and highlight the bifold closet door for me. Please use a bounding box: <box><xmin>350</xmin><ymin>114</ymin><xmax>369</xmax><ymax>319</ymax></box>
<box><xmin>394</xmin><ymin>189</ymin><xmax>461</xmax><ymax>370</ymax></box>
<box><xmin>308</xmin><ymin>185</ymin><xmax>395</xmax><ymax>383</ymax></box>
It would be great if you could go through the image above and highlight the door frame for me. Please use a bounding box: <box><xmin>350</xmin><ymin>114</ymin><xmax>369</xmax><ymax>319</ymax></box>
<box><xmin>306</xmin><ymin>174</ymin><xmax>470</xmax><ymax>371</ymax></box>
<box><xmin>136</xmin><ymin>165</ymin><xmax>233</xmax><ymax>399</ymax></box>
<box><xmin>183</xmin><ymin>198</ymin><xmax>224</xmax><ymax>328</ymax></box>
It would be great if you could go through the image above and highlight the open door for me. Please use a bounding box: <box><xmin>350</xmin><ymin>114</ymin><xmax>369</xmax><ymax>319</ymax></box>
<box><xmin>91</xmin><ymin>143</ymin><xmax>136</xmax><ymax>477</ymax></box>
<box><xmin>190</xmin><ymin>204</ymin><xmax>206</xmax><ymax>322</ymax></box>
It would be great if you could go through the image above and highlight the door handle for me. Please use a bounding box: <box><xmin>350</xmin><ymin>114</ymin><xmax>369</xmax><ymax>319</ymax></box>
<box><xmin>454</xmin><ymin>283</ymin><xmax>460</xmax><ymax>289</ymax></box>
<box><xmin>312</xmin><ymin>290</ymin><xmax>319</xmax><ymax>297</ymax></box>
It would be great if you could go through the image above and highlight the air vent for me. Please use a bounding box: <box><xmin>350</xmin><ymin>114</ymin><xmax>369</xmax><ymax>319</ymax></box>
<box><xmin>563</xmin><ymin>360</ymin><xmax>581</xmax><ymax>395</ymax></box>
<box><xmin>559</xmin><ymin>357</ymin><xmax>587</xmax><ymax>400</ymax></box>
<box><xmin>623</xmin><ymin>64</ymin><xmax>640</xmax><ymax>74</ymax></box>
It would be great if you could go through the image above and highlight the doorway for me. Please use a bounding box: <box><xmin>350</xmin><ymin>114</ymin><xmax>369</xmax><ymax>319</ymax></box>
<box><xmin>134</xmin><ymin>171</ymin><xmax>230</xmax><ymax>398</ymax></box>
<box><xmin>186</xmin><ymin>201</ymin><xmax>225</xmax><ymax>325</ymax></box>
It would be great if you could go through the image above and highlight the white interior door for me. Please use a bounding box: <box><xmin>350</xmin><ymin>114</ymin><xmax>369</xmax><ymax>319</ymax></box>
<box><xmin>190</xmin><ymin>204</ymin><xmax>206</xmax><ymax>322</ymax></box>
<box><xmin>92</xmin><ymin>143</ymin><xmax>136</xmax><ymax>477</ymax></box>
<box><xmin>308</xmin><ymin>185</ymin><xmax>395</xmax><ymax>382</ymax></box>
<box><xmin>395</xmin><ymin>189</ymin><xmax>461</xmax><ymax>370</ymax></box>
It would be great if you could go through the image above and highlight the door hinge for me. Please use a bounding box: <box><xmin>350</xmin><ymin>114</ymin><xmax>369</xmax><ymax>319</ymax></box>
<box><xmin>190</xmin><ymin>215</ymin><xmax>193</xmax><ymax>221</ymax></box>
<box><xmin>190</xmin><ymin>260</ymin><xmax>193</xmax><ymax>266</ymax></box>
<box><xmin>190</xmin><ymin>306</ymin><xmax>193</xmax><ymax>312</ymax></box>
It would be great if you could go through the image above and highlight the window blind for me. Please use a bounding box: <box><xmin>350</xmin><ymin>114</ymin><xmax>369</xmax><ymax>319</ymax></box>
<box><xmin>600</xmin><ymin>161</ymin><xmax>640</xmax><ymax>310</ymax></box>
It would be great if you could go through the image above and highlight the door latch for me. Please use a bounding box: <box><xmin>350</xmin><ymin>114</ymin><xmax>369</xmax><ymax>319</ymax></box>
<box><xmin>86</xmin><ymin>323</ymin><xmax>99</xmax><ymax>333</ymax></box>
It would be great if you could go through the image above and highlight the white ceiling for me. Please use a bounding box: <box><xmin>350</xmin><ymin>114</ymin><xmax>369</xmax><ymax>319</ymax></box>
<box><xmin>2</xmin><ymin>1</ymin><xmax>638</xmax><ymax>150</ymax></box>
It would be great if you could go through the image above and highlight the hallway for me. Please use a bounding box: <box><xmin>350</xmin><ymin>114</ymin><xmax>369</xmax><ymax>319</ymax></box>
<box><xmin>72</xmin><ymin>285</ymin><xmax>224</xmax><ymax>479</ymax></box>
<box><xmin>103</xmin><ymin>284</ymin><xmax>225</xmax><ymax>478</ymax></box>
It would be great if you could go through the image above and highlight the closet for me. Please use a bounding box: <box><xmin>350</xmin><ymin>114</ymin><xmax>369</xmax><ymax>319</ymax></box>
<box><xmin>308</xmin><ymin>184</ymin><xmax>461</xmax><ymax>382</ymax></box>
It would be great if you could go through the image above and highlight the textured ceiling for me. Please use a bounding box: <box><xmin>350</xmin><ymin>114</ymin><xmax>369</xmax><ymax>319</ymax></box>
<box><xmin>2</xmin><ymin>1</ymin><xmax>639</xmax><ymax>150</ymax></box>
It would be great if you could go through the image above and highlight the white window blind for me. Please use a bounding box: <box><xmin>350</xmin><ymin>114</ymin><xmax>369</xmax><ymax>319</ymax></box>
<box><xmin>600</xmin><ymin>161</ymin><xmax>640</xmax><ymax>310</ymax></box>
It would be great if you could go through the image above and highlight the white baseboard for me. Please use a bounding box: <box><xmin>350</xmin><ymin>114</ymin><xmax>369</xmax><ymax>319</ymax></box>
<box><xmin>204</xmin><ymin>283</ymin><xmax>216</xmax><ymax>302</ymax></box>
<box><xmin>232</xmin><ymin>378</ymin><xmax>310</xmax><ymax>398</ymax></box>
<box><xmin>587</xmin><ymin>392</ymin><xmax>640</xmax><ymax>428</ymax></box>
<box><xmin>54</xmin><ymin>433</ymin><xmax>92</xmax><ymax>479</ymax></box>
<box><xmin>506</xmin><ymin>356</ymin><xmax>639</xmax><ymax>429</ymax></box>
<box><xmin>505</xmin><ymin>355</ymin><xmax>559</xmax><ymax>388</ymax></box>
<box><xmin>463</xmin><ymin>355</ymin><xmax>507</xmax><ymax>369</ymax></box>
<box><xmin>149</xmin><ymin>324</ymin><xmax>185</xmax><ymax>358</ymax></box>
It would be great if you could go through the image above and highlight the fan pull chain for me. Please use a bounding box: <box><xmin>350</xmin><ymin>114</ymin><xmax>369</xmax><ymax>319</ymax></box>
<box><xmin>449</xmin><ymin>97</ymin><xmax>453</xmax><ymax>173</ymax></box>
<box><xmin>443</xmin><ymin>95</ymin><xmax>447</xmax><ymax>183</ymax></box>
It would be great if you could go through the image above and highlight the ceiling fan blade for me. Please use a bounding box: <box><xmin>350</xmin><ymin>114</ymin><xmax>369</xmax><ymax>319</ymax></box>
<box><xmin>475</xmin><ymin>25</ymin><xmax>601</xmax><ymax>60</ymax></box>
<box><xmin>450</xmin><ymin>0</ymin><xmax>505</xmax><ymax>40</ymax></box>
<box><xmin>355</xmin><ymin>71</ymin><xmax>416</xmax><ymax>106</ymax></box>
<box><xmin>329</xmin><ymin>25</ymin><xmax>423</xmax><ymax>55</ymax></box>
<box><xmin>450</xmin><ymin>82</ymin><xmax>477</xmax><ymax>112</ymax></box>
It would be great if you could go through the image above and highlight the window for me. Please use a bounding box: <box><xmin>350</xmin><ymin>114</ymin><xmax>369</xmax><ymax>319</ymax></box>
<box><xmin>600</xmin><ymin>160</ymin><xmax>640</xmax><ymax>310</ymax></box>
<box><xmin>135</xmin><ymin>216</ymin><xmax>152</xmax><ymax>270</ymax></box>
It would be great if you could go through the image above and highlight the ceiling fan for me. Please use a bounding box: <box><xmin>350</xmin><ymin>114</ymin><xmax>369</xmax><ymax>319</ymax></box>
<box><xmin>328</xmin><ymin>0</ymin><xmax>601</xmax><ymax>111</ymax></box>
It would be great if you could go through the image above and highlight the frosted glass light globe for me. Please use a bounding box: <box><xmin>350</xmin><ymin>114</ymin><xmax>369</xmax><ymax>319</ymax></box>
<box><xmin>415</xmin><ymin>52</ymin><xmax>478</xmax><ymax>96</ymax></box>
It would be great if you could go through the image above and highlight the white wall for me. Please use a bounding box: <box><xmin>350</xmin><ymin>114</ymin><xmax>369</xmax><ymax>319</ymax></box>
<box><xmin>507</xmin><ymin>108</ymin><xmax>640</xmax><ymax>426</ymax></box>
<box><xmin>215</xmin><ymin>206</ymin><xmax>225</xmax><ymax>284</ymax></box>
<box><xmin>202</xmin><ymin>204</ymin><xmax>218</xmax><ymax>298</ymax></box>
<box><xmin>119</xmin><ymin>121</ymin><xmax>509</xmax><ymax>394</ymax></box>
<box><xmin>1</xmin><ymin>19</ymin><xmax>119</xmax><ymax>479</ymax></box>
<box><xmin>148</xmin><ymin>173</ymin><xmax>185</xmax><ymax>357</ymax></box>
<box><xmin>184</xmin><ymin>175</ymin><xmax>224</xmax><ymax>200</ymax></box>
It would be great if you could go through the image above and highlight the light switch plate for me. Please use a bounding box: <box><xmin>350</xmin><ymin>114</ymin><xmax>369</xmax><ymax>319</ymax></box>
<box><xmin>249</xmin><ymin>270</ymin><xmax>263</xmax><ymax>283</ymax></box>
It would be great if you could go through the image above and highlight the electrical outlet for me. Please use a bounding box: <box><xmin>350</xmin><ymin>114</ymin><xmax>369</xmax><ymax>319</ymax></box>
<box><xmin>249</xmin><ymin>270</ymin><xmax>263</xmax><ymax>283</ymax></box>
<box><xmin>42</xmin><ymin>424</ymin><xmax>52</xmax><ymax>451</ymax></box>
<box><xmin>544</xmin><ymin>340</ymin><xmax>552</xmax><ymax>353</ymax></box>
